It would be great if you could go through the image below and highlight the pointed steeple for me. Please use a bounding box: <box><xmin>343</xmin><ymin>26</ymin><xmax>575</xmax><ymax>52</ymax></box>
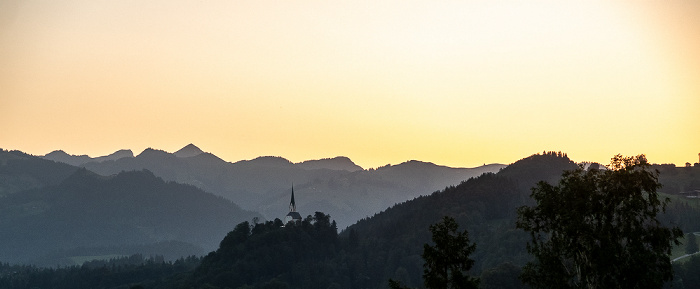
<box><xmin>284</xmin><ymin>185</ymin><xmax>302</xmax><ymax>225</ymax></box>
<box><xmin>289</xmin><ymin>185</ymin><xmax>296</xmax><ymax>212</ymax></box>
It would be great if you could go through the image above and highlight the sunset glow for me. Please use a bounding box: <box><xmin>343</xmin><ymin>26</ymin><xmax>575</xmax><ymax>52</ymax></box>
<box><xmin>2</xmin><ymin>0</ymin><xmax>698</xmax><ymax>168</ymax></box>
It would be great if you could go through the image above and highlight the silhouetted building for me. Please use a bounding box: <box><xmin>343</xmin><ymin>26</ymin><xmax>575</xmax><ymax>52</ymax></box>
<box><xmin>284</xmin><ymin>186</ymin><xmax>302</xmax><ymax>225</ymax></box>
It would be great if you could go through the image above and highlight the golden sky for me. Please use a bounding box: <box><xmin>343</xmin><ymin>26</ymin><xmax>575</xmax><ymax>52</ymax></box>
<box><xmin>1</xmin><ymin>0</ymin><xmax>699</xmax><ymax>169</ymax></box>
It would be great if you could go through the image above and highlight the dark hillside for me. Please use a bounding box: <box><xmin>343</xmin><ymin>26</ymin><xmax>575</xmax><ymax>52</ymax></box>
<box><xmin>342</xmin><ymin>152</ymin><xmax>580</xmax><ymax>288</ymax></box>
<box><xmin>0</xmin><ymin>149</ymin><xmax>79</xmax><ymax>196</ymax></box>
<box><xmin>496</xmin><ymin>151</ymin><xmax>578</xmax><ymax>191</ymax></box>
<box><xmin>0</xmin><ymin>168</ymin><xmax>260</xmax><ymax>266</ymax></box>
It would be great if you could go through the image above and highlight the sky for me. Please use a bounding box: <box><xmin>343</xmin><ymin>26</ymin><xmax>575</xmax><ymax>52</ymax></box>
<box><xmin>1</xmin><ymin>0</ymin><xmax>699</xmax><ymax>169</ymax></box>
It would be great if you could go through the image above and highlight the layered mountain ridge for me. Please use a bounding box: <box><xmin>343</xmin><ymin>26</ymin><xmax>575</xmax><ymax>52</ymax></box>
<box><xmin>42</xmin><ymin>144</ymin><xmax>505</xmax><ymax>227</ymax></box>
<box><xmin>43</xmin><ymin>149</ymin><xmax>134</xmax><ymax>166</ymax></box>
<box><xmin>0</xmin><ymin>150</ymin><xmax>261</xmax><ymax>265</ymax></box>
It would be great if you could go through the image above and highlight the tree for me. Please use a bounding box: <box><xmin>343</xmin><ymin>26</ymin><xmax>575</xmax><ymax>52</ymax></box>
<box><xmin>516</xmin><ymin>154</ymin><xmax>683</xmax><ymax>289</ymax></box>
<box><xmin>686</xmin><ymin>233</ymin><xmax>698</xmax><ymax>255</ymax></box>
<box><xmin>389</xmin><ymin>216</ymin><xmax>479</xmax><ymax>289</ymax></box>
<box><xmin>422</xmin><ymin>216</ymin><xmax>479</xmax><ymax>289</ymax></box>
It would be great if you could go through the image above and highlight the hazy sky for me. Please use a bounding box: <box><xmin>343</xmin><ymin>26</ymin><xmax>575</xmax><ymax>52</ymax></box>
<box><xmin>2</xmin><ymin>0</ymin><xmax>699</xmax><ymax>169</ymax></box>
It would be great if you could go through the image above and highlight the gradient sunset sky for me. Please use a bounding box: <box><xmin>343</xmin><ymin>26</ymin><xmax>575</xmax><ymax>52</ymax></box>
<box><xmin>2</xmin><ymin>1</ymin><xmax>699</xmax><ymax>169</ymax></box>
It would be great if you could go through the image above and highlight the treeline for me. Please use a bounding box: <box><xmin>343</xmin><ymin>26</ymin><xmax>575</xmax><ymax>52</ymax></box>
<box><xmin>0</xmin><ymin>254</ymin><xmax>201</xmax><ymax>289</ymax></box>
<box><xmin>656</xmin><ymin>164</ymin><xmax>700</xmax><ymax>194</ymax></box>
<box><xmin>186</xmin><ymin>212</ymin><xmax>341</xmax><ymax>289</ymax></box>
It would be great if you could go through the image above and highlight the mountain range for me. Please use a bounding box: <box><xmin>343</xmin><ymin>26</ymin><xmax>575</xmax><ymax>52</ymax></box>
<box><xmin>0</xmin><ymin>149</ymin><xmax>260</xmax><ymax>265</ymax></box>
<box><xmin>3</xmin><ymin>148</ymin><xmax>700</xmax><ymax>288</ymax></box>
<box><xmin>41</xmin><ymin>144</ymin><xmax>506</xmax><ymax>228</ymax></box>
<box><xmin>43</xmin><ymin>149</ymin><xmax>134</xmax><ymax>167</ymax></box>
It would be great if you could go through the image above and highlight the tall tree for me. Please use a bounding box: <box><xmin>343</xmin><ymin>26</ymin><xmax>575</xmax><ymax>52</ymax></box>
<box><xmin>422</xmin><ymin>216</ymin><xmax>479</xmax><ymax>289</ymax></box>
<box><xmin>516</xmin><ymin>154</ymin><xmax>682</xmax><ymax>289</ymax></box>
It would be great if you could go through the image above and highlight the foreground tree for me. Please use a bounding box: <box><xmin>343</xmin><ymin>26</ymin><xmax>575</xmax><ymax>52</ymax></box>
<box><xmin>516</xmin><ymin>154</ymin><xmax>682</xmax><ymax>289</ymax></box>
<box><xmin>422</xmin><ymin>216</ymin><xmax>479</xmax><ymax>289</ymax></box>
<box><xmin>390</xmin><ymin>216</ymin><xmax>479</xmax><ymax>289</ymax></box>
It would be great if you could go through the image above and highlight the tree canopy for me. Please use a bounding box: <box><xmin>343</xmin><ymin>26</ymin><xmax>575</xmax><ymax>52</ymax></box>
<box><xmin>390</xmin><ymin>216</ymin><xmax>479</xmax><ymax>289</ymax></box>
<box><xmin>516</xmin><ymin>154</ymin><xmax>683</xmax><ymax>289</ymax></box>
<box><xmin>422</xmin><ymin>216</ymin><xmax>479</xmax><ymax>289</ymax></box>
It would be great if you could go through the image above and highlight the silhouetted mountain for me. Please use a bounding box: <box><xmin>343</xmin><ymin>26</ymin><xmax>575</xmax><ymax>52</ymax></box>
<box><xmin>99</xmin><ymin>149</ymin><xmax>134</xmax><ymax>161</ymax></box>
<box><xmin>42</xmin><ymin>149</ymin><xmax>134</xmax><ymax>166</ymax></box>
<box><xmin>0</xmin><ymin>154</ymin><xmax>261</xmax><ymax>266</ymax></box>
<box><xmin>313</xmin><ymin>153</ymin><xmax>584</xmax><ymax>288</ymax></box>
<box><xmin>244</xmin><ymin>155</ymin><xmax>295</xmax><ymax>167</ymax></box>
<box><xmin>43</xmin><ymin>150</ymin><xmax>92</xmax><ymax>166</ymax></box>
<box><xmin>295</xmin><ymin>156</ymin><xmax>363</xmax><ymax>171</ymax></box>
<box><xmin>0</xmin><ymin>149</ymin><xmax>79</xmax><ymax>196</ymax></box>
<box><xmin>173</xmin><ymin>143</ymin><xmax>204</xmax><ymax>158</ymax></box>
<box><xmin>497</xmin><ymin>151</ymin><xmax>578</xmax><ymax>191</ymax></box>
<box><xmin>80</xmin><ymin>147</ymin><xmax>505</xmax><ymax>228</ymax></box>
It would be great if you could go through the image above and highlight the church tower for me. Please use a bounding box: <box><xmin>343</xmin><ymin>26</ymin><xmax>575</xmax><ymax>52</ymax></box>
<box><xmin>284</xmin><ymin>186</ymin><xmax>302</xmax><ymax>225</ymax></box>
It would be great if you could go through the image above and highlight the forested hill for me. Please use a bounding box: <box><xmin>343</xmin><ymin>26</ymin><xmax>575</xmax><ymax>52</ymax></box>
<box><xmin>0</xmin><ymin>149</ymin><xmax>79</xmax><ymax>196</ymax></box>
<box><xmin>0</xmin><ymin>160</ymin><xmax>260</xmax><ymax>266</ymax></box>
<box><xmin>187</xmin><ymin>213</ymin><xmax>341</xmax><ymax>289</ymax></box>
<box><xmin>337</xmin><ymin>152</ymin><xmax>579</xmax><ymax>288</ymax></box>
<box><xmin>339</xmin><ymin>153</ymin><xmax>700</xmax><ymax>289</ymax></box>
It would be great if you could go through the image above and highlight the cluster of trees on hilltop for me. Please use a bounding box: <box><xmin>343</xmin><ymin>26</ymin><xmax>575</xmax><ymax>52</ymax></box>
<box><xmin>656</xmin><ymin>164</ymin><xmax>700</xmax><ymax>194</ymax></box>
<box><xmin>186</xmin><ymin>212</ymin><xmax>341</xmax><ymax>289</ymax></box>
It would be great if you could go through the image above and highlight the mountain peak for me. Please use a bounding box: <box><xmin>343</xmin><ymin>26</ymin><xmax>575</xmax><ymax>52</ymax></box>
<box><xmin>45</xmin><ymin>150</ymin><xmax>70</xmax><ymax>158</ymax></box>
<box><xmin>174</xmin><ymin>144</ymin><xmax>204</xmax><ymax>158</ymax></box>
<box><xmin>295</xmin><ymin>156</ymin><xmax>363</xmax><ymax>171</ymax></box>
<box><xmin>247</xmin><ymin>156</ymin><xmax>293</xmax><ymax>167</ymax></box>
<box><xmin>42</xmin><ymin>150</ymin><xmax>92</xmax><ymax>166</ymax></box>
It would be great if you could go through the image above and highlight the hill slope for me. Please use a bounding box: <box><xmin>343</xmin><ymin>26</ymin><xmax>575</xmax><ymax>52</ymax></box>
<box><xmin>0</xmin><ymin>160</ymin><xmax>260</xmax><ymax>265</ymax></box>
<box><xmin>338</xmin><ymin>152</ymin><xmax>578</xmax><ymax>288</ymax></box>
<box><xmin>0</xmin><ymin>149</ymin><xmax>79</xmax><ymax>196</ymax></box>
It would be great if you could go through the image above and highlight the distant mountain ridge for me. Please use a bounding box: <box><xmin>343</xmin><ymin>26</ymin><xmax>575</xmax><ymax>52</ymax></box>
<box><xmin>44</xmin><ymin>144</ymin><xmax>506</xmax><ymax>228</ymax></box>
<box><xmin>43</xmin><ymin>149</ymin><xmax>134</xmax><ymax>166</ymax></box>
<box><xmin>295</xmin><ymin>156</ymin><xmax>363</xmax><ymax>172</ymax></box>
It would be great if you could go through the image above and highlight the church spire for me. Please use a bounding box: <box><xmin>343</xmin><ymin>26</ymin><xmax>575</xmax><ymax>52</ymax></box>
<box><xmin>289</xmin><ymin>185</ymin><xmax>296</xmax><ymax>212</ymax></box>
<box><xmin>284</xmin><ymin>185</ymin><xmax>302</xmax><ymax>225</ymax></box>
